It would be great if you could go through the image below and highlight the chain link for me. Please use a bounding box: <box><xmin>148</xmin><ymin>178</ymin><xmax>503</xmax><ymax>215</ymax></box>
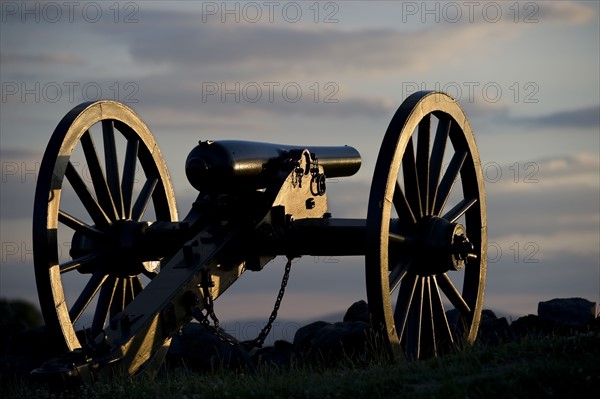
<box><xmin>193</xmin><ymin>270</ymin><xmax>239</xmax><ymax>346</ymax></box>
<box><xmin>195</xmin><ymin>257</ymin><xmax>294</xmax><ymax>350</ymax></box>
<box><xmin>199</xmin><ymin>270</ymin><xmax>218</xmax><ymax>327</ymax></box>
<box><xmin>242</xmin><ymin>256</ymin><xmax>293</xmax><ymax>350</ymax></box>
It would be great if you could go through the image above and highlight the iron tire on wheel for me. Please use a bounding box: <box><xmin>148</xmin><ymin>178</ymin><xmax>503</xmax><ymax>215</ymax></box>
<box><xmin>366</xmin><ymin>91</ymin><xmax>487</xmax><ymax>360</ymax></box>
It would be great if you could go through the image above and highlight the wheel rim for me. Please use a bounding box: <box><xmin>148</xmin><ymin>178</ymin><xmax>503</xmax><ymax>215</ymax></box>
<box><xmin>33</xmin><ymin>101</ymin><xmax>178</xmax><ymax>351</ymax></box>
<box><xmin>366</xmin><ymin>91</ymin><xmax>487</xmax><ymax>360</ymax></box>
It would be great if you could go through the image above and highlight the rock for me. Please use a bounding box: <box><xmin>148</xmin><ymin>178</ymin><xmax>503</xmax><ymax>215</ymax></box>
<box><xmin>304</xmin><ymin>321</ymin><xmax>372</xmax><ymax>363</ymax></box>
<box><xmin>167</xmin><ymin>322</ymin><xmax>253</xmax><ymax>372</ymax></box>
<box><xmin>591</xmin><ymin>314</ymin><xmax>600</xmax><ymax>332</ymax></box>
<box><xmin>510</xmin><ymin>314</ymin><xmax>556</xmax><ymax>339</ymax></box>
<box><xmin>0</xmin><ymin>326</ymin><xmax>58</xmax><ymax>378</ymax></box>
<box><xmin>538</xmin><ymin>298</ymin><xmax>597</xmax><ymax>328</ymax></box>
<box><xmin>343</xmin><ymin>300</ymin><xmax>370</xmax><ymax>323</ymax></box>
<box><xmin>0</xmin><ymin>299</ymin><xmax>43</xmax><ymax>329</ymax></box>
<box><xmin>0</xmin><ymin>298</ymin><xmax>48</xmax><ymax>377</ymax></box>
<box><xmin>293</xmin><ymin>321</ymin><xmax>331</xmax><ymax>353</ymax></box>
<box><xmin>252</xmin><ymin>340</ymin><xmax>296</xmax><ymax>370</ymax></box>
<box><xmin>293</xmin><ymin>302</ymin><xmax>375</xmax><ymax>364</ymax></box>
<box><xmin>477</xmin><ymin>309</ymin><xmax>512</xmax><ymax>345</ymax></box>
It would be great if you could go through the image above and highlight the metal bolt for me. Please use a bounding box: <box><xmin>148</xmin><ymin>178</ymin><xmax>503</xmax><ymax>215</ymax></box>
<box><xmin>452</xmin><ymin>235</ymin><xmax>476</xmax><ymax>260</ymax></box>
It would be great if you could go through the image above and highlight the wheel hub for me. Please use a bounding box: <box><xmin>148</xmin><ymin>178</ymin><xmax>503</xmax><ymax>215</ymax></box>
<box><xmin>416</xmin><ymin>216</ymin><xmax>476</xmax><ymax>275</ymax></box>
<box><xmin>70</xmin><ymin>220</ymin><xmax>158</xmax><ymax>277</ymax></box>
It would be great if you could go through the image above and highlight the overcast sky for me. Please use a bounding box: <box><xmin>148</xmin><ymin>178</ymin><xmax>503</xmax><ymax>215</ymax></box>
<box><xmin>1</xmin><ymin>1</ymin><xmax>599</xmax><ymax>333</ymax></box>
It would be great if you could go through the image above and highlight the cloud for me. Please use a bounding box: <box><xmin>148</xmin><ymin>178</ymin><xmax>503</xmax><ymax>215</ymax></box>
<box><xmin>3</xmin><ymin>2</ymin><xmax>596</xmax><ymax>81</ymax></box>
<box><xmin>140</xmin><ymin>84</ymin><xmax>394</xmax><ymax>121</ymax></box>
<box><xmin>537</xmin><ymin>152</ymin><xmax>600</xmax><ymax>178</ymax></box>
<box><xmin>486</xmin><ymin>151</ymin><xmax>599</xmax><ymax>210</ymax></box>
<box><xmin>102</xmin><ymin>2</ymin><xmax>595</xmax><ymax>75</ymax></box>
<box><xmin>486</xmin><ymin>152</ymin><xmax>599</xmax><ymax>194</ymax></box>
<box><xmin>0</xmin><ymin>147</ymin><xmax>40</xmax><ymax>160</ymax></box>
<box><xmin>65</xmin><ymin>73</ymin><xmax>396</xmax><ymax>129</ymax></box>
<box><xmin>83</xmin><ymin>9</ymin><xmax>522</xmax><ymax>78</ymax></box>
<box><xmin>490</xmin><ymin>230</ymin><xmax>599</xmax><ymax>260</ymax></box>
<box><xmin>509</xmin><ymin>106</ymin><xmax>600</xmax><ymax>129</ymax></box>
<box><xmin>458</xmin><ymin>103</ymin><xmax>600</xmax><ymax>132</ymax></box>
<box><xmin>0</xmin><ymin>52</ymin><xmax>85</xmax><ymax>65</ymax></box>
<box><xmin>128</xmin><ymin>23</ymin><xmax>426</xmax><ymax>75</ymax></box>
<box><xmin>536</xmin><ymin>1</ymin><xmax>597</xmax><ymax>25</ymax></box>
<box><xmin>0</xmin><ymin>148</ymin><xmax>44</xmax><ymax>221</ymax></box>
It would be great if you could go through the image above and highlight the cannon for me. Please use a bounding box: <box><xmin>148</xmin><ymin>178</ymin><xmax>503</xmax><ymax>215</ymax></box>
<box><xmin>31</xmin><ymin>91</ymin><xmax>486</xmax><ymax>381</ymax></box>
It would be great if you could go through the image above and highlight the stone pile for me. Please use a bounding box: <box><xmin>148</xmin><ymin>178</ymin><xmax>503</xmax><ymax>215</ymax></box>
<box><xmin>478</xmin><ymin>297</ymin><xmax>599</xmax><ymax>345</ymax></box>
<box><xmin>1</xmin><ymin>297</ymin><xmax>598</xmax><ymax>378</ymax></box>
<box><xmin>167</xmin><ymin>297</ymin><xmax>600</xmax><ymax>371</ymax></box>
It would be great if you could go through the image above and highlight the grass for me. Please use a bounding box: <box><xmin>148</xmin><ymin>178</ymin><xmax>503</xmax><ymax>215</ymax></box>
<box><xmin>3</xmin><ymin>332</ymin><xmax>599</xmax><ymax>399</ymax></box>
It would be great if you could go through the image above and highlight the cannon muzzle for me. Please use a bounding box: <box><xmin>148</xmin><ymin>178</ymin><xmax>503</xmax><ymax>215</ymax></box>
<box><xmin>185</xmin><ymin>140</ymin><xmax>361</xmax><ymax>193</ymax></box>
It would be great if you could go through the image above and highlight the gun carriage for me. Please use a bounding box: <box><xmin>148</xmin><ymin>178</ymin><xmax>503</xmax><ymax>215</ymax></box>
<box><xmin>31</xmin><ymin>91</ymin><xmax>486</xmax><ymax>381</ymax></box>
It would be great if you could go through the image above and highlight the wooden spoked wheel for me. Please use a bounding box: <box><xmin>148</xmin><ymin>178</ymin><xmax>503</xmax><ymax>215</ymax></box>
<box><xmin>33</xmin><ymin>101</ymin><xmax>178</xmax><ymax>352</ymax></box>
<box><xmin>366</xmin><ymin>91</ymin><xmax>487</xmax><ymax>360</ymax></box>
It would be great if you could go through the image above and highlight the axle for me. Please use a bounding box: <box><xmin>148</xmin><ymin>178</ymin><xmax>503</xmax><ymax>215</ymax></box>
<box><xmin>258</xmin><ymin>217</ymin><xmax>475</xmax><ymax>274</ymax></box>
<box><xmin>69</xmin><ymin>215</ymin><xmax>474</xmax><ymax>277</ymax></box>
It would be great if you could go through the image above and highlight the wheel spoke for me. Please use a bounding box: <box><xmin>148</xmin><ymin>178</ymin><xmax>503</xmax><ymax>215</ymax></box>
<box><xmin>433</xmin><ymin>151</ymin><xmax>467</xmax><ymax>215</ymax></box>
<box><xmin>103</xmin><ymin>120</ymin><xmax>124</xmax><ymax>219</ymax></box>
<box><xmin>393</xmin><ymin>273</ymin><xmax>418</xmax><ymax>341</ymax></box>
<box><xmin>91</xmin><ymin>274</ymin><xmax>118</xmax><ymax>335</ymax></box>
<box><xmin>389</xmin><ymin>232</ymin><xmax>407</xmax><ymax>245</ymax></box>
<box><xmin>393</xmin><ymin>181</ymin><xmax>417</xmax><ymax>226</ymax></box>
<box><xmin>389</xmin><ymin>258</ymin><xmax>412</xmax><ymax>294</ymax></box>
<box><xmin>60</xmin><ymin>253</ymin><xmax>100</xmax><ymax>274</ymax></box>
<box><xmin>80</xmin><ymin>130</ymin><xmax>118</xmax><ymax>220</ymax></box>
<box><xmin>416</xmin><ymin>115</ymin><xmax>431</xmax><ymax>215</ymax></box>
<box><xmin>122</xmin><ymin>138</ymin><xmax>139</xmax><ymax>220</ymax></box>
<box><xmin>124</xmin><ymin>277</ymin><xmax>135</xmax><ymax>306</ymax></box>
<box><xmin>428</xmin><ymin>118</ymin><xmax>450</xmax><ymax>213</ymax></box>
<box><xmin>438</xmin><ymin>273</ymin><xmax>471</xmax><ymax>318</ymax></box>
<box><xmin>65</xmin><ymin>162</ymin><xmax>111</xmax><ymax>230</ymax></box>
<box><xmin>58</xmin><ymin>210</ymin><xmax>107</xmax><ymax>241</ymax></box>
<box><xmin>69</xmin><ymin>271</ymin><xmax>108</xmax><ymax>324</ymax></box>
<box><xmin>420</xmin><ymin>277</ymin><xmax>436</xmax><ymax>357</ymax></box>
<box><xmin>132</xmin><ymin>178</ymin><xmax>158</xmax><ymax>221</ymax></box>
<box><xmin>402</xmin><ymin>137</ymin><xmax>422</xmax><ymax>218</ymax></box>
<box><xmin>131</xmin><ymin>275</ymin><xmax>144</xmax><ymax>296</ymax></box>
<box><xmin>430</xmin><ymin>276</ymin><xmax>454</xmax><ymax>348</ymax></box>
<box><xmin>110</xmin><ymin>278</ymin><xmax>126</xmax><ymax>321</ymax></box>
<box><xmin>442</xmin><ymin>198</ymin><xmax>477</xmax><ymax>223</ymax></box>
<box><xmin>405</xmin><ymin>277</ymin><xmax>424</xmax><ymax>359</ymax></box>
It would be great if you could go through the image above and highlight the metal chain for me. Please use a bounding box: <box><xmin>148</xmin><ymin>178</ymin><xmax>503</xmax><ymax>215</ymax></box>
<box><xmin>196</xmin><ymin>257</ymin><xmax>294</xmax><ymax>350</ymax></box>
<box><xmin>199</xmin><ymin>270</ymin><xmax>220</xmax><ymax>328</ymax></box>
<box><xmin>242</xmin><ymin>256</ymin><xmax>293</xmax><ymax>350</ymax></box>
<box><xmin>194</xmin><ymin>271</ymin><xmax>239</xmax><ymax>346</ymax></box>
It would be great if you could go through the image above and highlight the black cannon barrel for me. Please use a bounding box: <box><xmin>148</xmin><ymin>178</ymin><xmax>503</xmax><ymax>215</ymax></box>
<box><xmin>185</xmin><ymin>140</ymin><xmax>361</xmax><ymax>193</ymax></box>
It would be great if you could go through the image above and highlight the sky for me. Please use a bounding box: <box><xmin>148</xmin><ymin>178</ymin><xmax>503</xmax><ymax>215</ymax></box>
<box><xmin>1</xmin><ymin>1</ymin><xmax>599</xmax><ymax>341</ymax></box>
